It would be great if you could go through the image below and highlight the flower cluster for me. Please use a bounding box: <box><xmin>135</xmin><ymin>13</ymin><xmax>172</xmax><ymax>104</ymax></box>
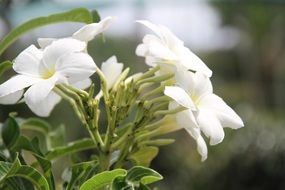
<box><xmin>0</xmin><ymin>17</ymin><xmax>115</xmax><ymax>116</ymax></box>
<box><xmin>0</xmin><ymin>17</ymin><xmax>243</xmax><ymax>161</ymax></box>
<box><xmin>136</xmin><ymin>21</ymin><xmax>244</xmax><ymax>161</ymax></box>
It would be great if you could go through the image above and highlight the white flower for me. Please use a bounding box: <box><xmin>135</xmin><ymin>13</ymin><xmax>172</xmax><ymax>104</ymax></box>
<box><xmin>0</xmin><ymin>38</ymin><xmax>96</xmax><ymax>117</ymax></box>
<box><xmin>101</xmin><ymin>56</ymin><xmax>123</xmax><ymax>90</ymax></box>
<box><xmin>37</xmin><ymin>16</ymin><xmax>115</xmax><ymax>48</ymax></box>
<box><xmin>164</xmin><ymin>70</ymin><xmax>244</xmax><ymax>161</ymax></box>
<box><xmin>136</xmin><ymin>20</ymin><xmax>212</xmax><ymax>77</ymax></box>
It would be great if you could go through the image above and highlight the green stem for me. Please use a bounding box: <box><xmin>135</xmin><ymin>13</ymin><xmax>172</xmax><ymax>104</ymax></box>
<box><xmin>144</xmin><ymin>96</ymin><xmax>171</xmax><ymax>108</ymax></box>
<box><xmin>99</xmin><ymin>153</ymin><xmax>111</xmax><ymax>172</ymax></box>
<box><xmin>111</xmin><ymin>124</ymin><xmax>133</xmax><ymax>151</ymax></box>
<box><xmin>136</xmin><ymin>73</ymin><xmax>174</xmax><ymax>86</ymax></box>
<box><xmin>153</xmin><ymin>106</ymin><xmax>186</xmax><ymax>117</ymax></box>
<box><xmin>104</xmin><ymin>83</ymin><xmax>124</xmax><ymax>151</ymax></box>
<box><xmin>140</xmin><ymin>85</ymin><xmax>165</xmax><ymax>100</ymax></box>
<box><xmin>57</xmin><ymin>85</ymin><xmax>86</xmax><ymax>115</ymax></box>
<box><xmin>61</xmin><ymin>84</ymin><xmax>89</xmax><ymax>98</ymax></box>
<box><xmin>136</xmin><ymin>65</ymin><xmax>160</xmax><ymax>81</ymax></box>
<box><xmin>54</xmin><ymin>87</ymin><xmax>86</xmax><ymax>124</ymax></box>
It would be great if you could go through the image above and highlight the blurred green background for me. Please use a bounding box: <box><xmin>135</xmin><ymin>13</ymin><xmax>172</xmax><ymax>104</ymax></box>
<box><xmin>1</xmin><ymin>0</ymin><xmax>285</xmax><ymax>189</ymax></box>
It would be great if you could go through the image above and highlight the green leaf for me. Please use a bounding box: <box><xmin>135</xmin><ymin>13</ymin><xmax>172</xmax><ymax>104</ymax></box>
<box><xmin>111</xmin><ymin>176</ymin><xmax>128</xmax><ymax>190</ymax></box>
<box><xmin>0</xmin><ymin>8</ymin><xmax>93</xmax><ymax>56</ymax></box>
<box><xmin>46</xmin><ymin>138</ymin><xmax>95</xmax><ymax>161</ymax></box>
<box><xmin>47</xmin><ymin>124</ymin><xmax>65</xmax><ymax>148</ymax></box>
<box><xmin>128</xmin><ymin>146</ymin><xmax>158</xmax><ymax>167</ymax></box>
<box><xmin>0</xmin><ymin>156</ymin><xmax>49</xmax><ymax>190</ymax></box>
<box><xmin>2</xmin><ymin>116</ymin><xmax>20</xmax><ymax>149</ymax></box>
<box><xmin>0</xmin><ymin>60</ymin><xmax>12</xmax><ymax>77</ymax></box>
<box><xmin>11</xmin><ymin>136</ymin><xmax>42</xmax><ymax>155</ymax></box>
<box><xmin>137</xmin><ymin>183</ymin><xmax>151</xmax><ymax>190</ymax></box>
<box><xmin>10</xmin><ymin>136</ymin><xmax>55</xmax><ymax>190</ymax></box>
<box><xmin>126</xmin><ymin>166</ymin><xmax>163</xmax><ymax>185</ymax></box>
<box><xmin>91</xmin><ymin>9</ymin><xmax>101</xmax><ymax>23</ymax></box>
<box><xmin>80</xmin><ymin>169</ymin><xmax>127</xmax><ymax>190</ymax></box>
<box><xmin>112</xmin><ymin>167</ymin><xmax>162</xmax><ymax>190</ymax></box>
<box><xmin>20</xmin><ymin>118</ymin><xmax>51</xmax><ymax>135</ymax></box>
<box><xmin>33</xmin><ymin>155</ymin><xmax>55</xmax><ymax>190</ymax></box>
<box><xmin>63</xmin><ymin>160</ymin><xmax>98</xmax><ymax>190</ymax></box>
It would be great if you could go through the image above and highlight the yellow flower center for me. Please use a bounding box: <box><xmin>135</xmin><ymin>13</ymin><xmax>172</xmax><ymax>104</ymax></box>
<box><xmin>41</xmin><ymin>67</ymin><xmax>56</xmax><ymax>79</ymax></box>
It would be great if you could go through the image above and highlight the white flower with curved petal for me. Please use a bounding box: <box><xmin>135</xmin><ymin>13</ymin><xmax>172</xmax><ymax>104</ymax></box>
<box><xmin>136</xmin><ymin>20</ymin><xmax>212</xmax><ymax>77</ymax></box>
<box><xmin>101</xmin><ymin>56</ymin><xmax>123</xmax><ymax>89</ymax></box>
<box><xmin>0</xmin><ymin>39</ymin><xmax>96</xmax><ymax>117</ymax></box>
<box><xmin>164</xmin><ymin>71</ymin><xmax>244</xmax><ymax>161</ymax></box>
<box><xmin>37</xmin><ymin>16</ymin><xmax>115</xmax><ymax>48</ymax></box>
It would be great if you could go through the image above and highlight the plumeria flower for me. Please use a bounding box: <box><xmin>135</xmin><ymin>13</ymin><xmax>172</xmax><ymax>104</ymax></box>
<box><xmin>37</xmin><ymin>16</ymin><xmax>115</xmax><ymax>48</ymax></box>
<box><xmin>0</xmin><ymin>17</ymin><xmax>115</xmax><ymax>116</ymax></box>
<box><xmin>101</xmin><ymin>56</ymin><xmax>123</xmax><ymax>90</ymax></box>
<box><xmin>0</xmin><ymin>39</ymin><xmax>96</xmax><ymax>117</ymax></box>
<box><xmin>164</xmin><ymin>70</ymin><xmax>244</xmax><ymax>161</ymax></box>
<box><xmin>136</xmin><ymin>20</ymin><xmax>212</xmax><ymax>77</ymax></box>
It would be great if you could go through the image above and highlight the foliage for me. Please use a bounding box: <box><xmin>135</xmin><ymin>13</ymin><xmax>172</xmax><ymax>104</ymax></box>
<box><xmin>0</xmin><ymin>8</ymin><xmax>165</xmax><ymax>190</ymax></box>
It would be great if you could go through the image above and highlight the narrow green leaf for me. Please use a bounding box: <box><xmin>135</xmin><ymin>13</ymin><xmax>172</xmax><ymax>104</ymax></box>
<box><xmin>0</xmin><ymin>60</ymin><xmax>12</xmax><ymax>77</ymax></box>
<box><xmin>0</xmin><ymin>8</ymin><xmax>93</xmax><ymax>55</ymax></box>
<box><xmin>46</xmin><ymin>138</ymin><xmax>95</xmax><ymax>160</ymax></box>
<box><xmin>79</xmin><ymin>169</ymin><xmax>127</xmax><ymax>190</ymax></box>
<box><xmin>126</xmin><ymin>166</ymin><xmax>163</xmax><ymax>185</ymax></box>
<box><xmin>128</xmin><ymin>146</ymin><xmax>158</xmax><ymax>167</ymax></box>
<box><xmin>2</xmin><ymin>116</ymin><xmax>20</xmax><ymax>149</ymax></box>
<box><xmin>0</xmin><ymin>157</ymin><xmax>49</xmax><ymax>190</ymax></box>
<box><xmin>20</xmin><ymin>118</ymin><xmax>51</xmax><ymax>135</ymax></box>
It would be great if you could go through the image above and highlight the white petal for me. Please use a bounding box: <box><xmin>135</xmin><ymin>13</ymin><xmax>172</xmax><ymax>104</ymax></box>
<box><xmin>42</xmin><ymin>38</ymin><xmax>86</xmax><ymax>71</ymax></box>
<box><xmin>175</xmin><ymin>67</ymin><xmax>194</xmax><ymax>92</ymax></box>
<box><xmin>196</xmin><ymin>109</ymin><xmax>225</xmax><ymax>145</ymax></box>
<box><xmin>137</xmin><ymin>21</ymin><xmax>181</xmax><ymax>59</ymax></box>
<box><xmin>56</xmin><ymin>52</ymin><xmax>96</xmax><ymax>84</ymax></box>
<box><xmin>72</xmin><ymin>78</ymin><xmax>92</xmax><ymax>90</ymax></box>
<box><xmin>136</xmin><ymin>44</ymin><xmax>148</xmax><ymax>57</ymax></box>
<box><xmin>199</xmin><ymin>94</ymin><xmax>244</xmax><ymax>129</ymax></box>
<box><xmin>27</xmin><ymin>91</ymin><xmax>61</xmax><ymax>117</ymax></box>
<box><xmin>136</xmin><ymin>20</ymin><xmax>163</xmax><ymax>39</ymax></box>
<box><xmin>72</xmin><ymin>16</ymin><xmax>115</xmax><ymax>42</ymax></box>
<box><xmin>164</xmin><ymin>86</ymin><xmax>196</xmax><ymax>110</ymax></box>
<box><xmin>136</xmin><ymin>35</ymin><xmax>162</xmax><ymax>57</ymax></box>
<box><xmin>184</xmin><ymin>124</ymin><xmax>208</xmax><ymax>161</ymax></box>
<box><xmin>24</xmin><ymin>75</ymin><xmax>58</xmax><ymax>117</ymax></box>
<box><xmin>145</xmin><ymin>56</ymin><xmax>157</xmax><ymax>67</ymax></box>
<box><xmin>148</xmin><ymin>40</ymin><xmax>177</xmax><ymax>60</ymax></box>
<box><xmin>142</xmin><ymin>34</ymin><xmax>160</xmax><ymax>44</ymax></box>
<box><xmin>176</xmin><ymin>70</ymin><xmax>213</xmax><ymax>99</ymax></box>
<box><xmin>101</xmin><ymin>55</ymin><xmax>123</xmax><ymax>89</ymax></box>
<box><xmin>196</xmin><ymin>135</ymin><xmax>208</xmax><ymax>161</ymax></box>
<box><xmin>0</xmin><ymin>75</ymin><xmax>42</xmax><ymax>97</ymax></box>
<box><xmin>37</xmin><ymin>38</ymin><xmax>57</xmax><ymax>48</ymax></box>
<box><xmin>159</xmin><ymin>25</ymin><xmax>184</xmax><ymax>47</ymax></box>
<box><xmin>180</xmin><ymin>48</ymin><xmax>212</xmax><ymax>77</ymax></box>
<box><xmin>170</xmin><ymin>101</ymin><xmax>198</xmax><ymax>128</ymax></box>
<box><xmin>13</xmin><ymin>45</ymin><xmax>42</xmax><ymax>77</ymax></box>
<box><xmin>0</xmin><ymin>90</ymin><xmax>23</xmax><ymax>104</ymax></box>
<box><xmin>192</xmin><ymin>72</ymin><xmax>213</xmax><ymax>98</ymax></box>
